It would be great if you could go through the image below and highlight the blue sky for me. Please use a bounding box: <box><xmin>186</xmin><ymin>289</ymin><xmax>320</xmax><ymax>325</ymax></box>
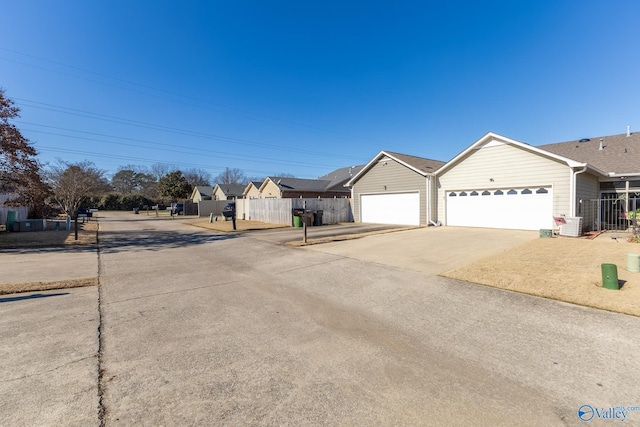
<box><xmin>2</xmin><ymin>1</ymin><xmax>640</xmax><ymax>180</ymax></box>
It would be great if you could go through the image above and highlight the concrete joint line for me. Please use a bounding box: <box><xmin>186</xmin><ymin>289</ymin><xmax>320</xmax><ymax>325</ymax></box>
<box><xmin>96</xmin><ymin>223</ymin><xmax>106</xmax><ymax>427</ymax></box>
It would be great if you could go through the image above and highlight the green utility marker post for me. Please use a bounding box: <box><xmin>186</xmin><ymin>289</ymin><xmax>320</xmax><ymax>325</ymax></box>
<box><xmin>601</xmin><ymin>263</ymin><xmax>619</xmax><ymax>290</ymax></box>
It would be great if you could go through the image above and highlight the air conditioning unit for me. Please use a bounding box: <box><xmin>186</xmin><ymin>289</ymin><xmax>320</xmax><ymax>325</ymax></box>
<box><xmin>559</xmin><ymin>217</ymin><xmax>583</xmax><ymax>237</ymax></box>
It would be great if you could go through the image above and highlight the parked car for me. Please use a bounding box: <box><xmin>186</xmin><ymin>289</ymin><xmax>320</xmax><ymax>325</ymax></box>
<box><xmin>77</xmin><ymin>207</ymin><xmax>92</xmax><ymax>217</ymax></box>
<box><xmin>172</xmin><ymin>203</ymin><xmax>184</xmax><ymax>215</ymax></box>
<box><xmin>222</xmin><ymin>202</ymin><xmax>236</xmax><ymax>218</ymax></box>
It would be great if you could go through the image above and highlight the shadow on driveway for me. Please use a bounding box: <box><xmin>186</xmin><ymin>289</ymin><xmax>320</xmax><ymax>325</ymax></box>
<box><xmin>98</xmin><ymin>229</ymin><xmax>239</xmax><ymax>254</ymax></box>
<box><xmin>0</xmin><ymin>292</ymin><xmax>70</xmax><ymax>303</ymax></box>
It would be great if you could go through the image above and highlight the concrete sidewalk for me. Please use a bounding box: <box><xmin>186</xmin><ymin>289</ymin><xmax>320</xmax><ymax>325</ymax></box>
<box><xmin>0</xmin><ymin>246</ymin><xmax>98</xmax><ymax>285</ymax></box>
<box><xmin>0</xmin><ymin>286</ymin><xmax>100</xmax><ymax>426</ymax></box>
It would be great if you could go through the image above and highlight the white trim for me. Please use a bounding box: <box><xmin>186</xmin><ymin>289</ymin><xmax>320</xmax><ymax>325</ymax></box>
<box><xmin>435</xmin><ymin>132</ymin><xmax>588</xmax><ymax>175</ymax></box>
<box><xmin>346</xmin><ymin>150</ymin><xmax>435</xmax><ymax>187</ymax></box>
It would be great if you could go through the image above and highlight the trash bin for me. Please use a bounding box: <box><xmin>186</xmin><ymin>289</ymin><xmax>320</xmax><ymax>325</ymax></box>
<box><xmin>133</xmin><ymin>207</ymin><xmax>139</xmax><ymax>214</ymax></box>
<box><xmin>313</xmin><ymin>210</ymin><xmax>323</xmax><ymax>226</ymax></box>
<box><xmin>627</xmin><ymin>254</ymin><xmax>640</xmax><ymax>273</ymax></box>
<box><xmin>601</xmin><ymin>263</ymin><xmax>619</xmax><ymax>290</ymax></box>
<box><xmin>292</xmin><ymin>208</ymin><xmax>304</xmax><ymax>227</ymax></box>
<box><xmin>6</xmin><ymin>210</ymin><xmax>17</xmax><ymax>229</ymax></box>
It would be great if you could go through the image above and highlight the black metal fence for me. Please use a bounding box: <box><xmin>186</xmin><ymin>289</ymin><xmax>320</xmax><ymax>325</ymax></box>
<box><xmin>585</xmin><ymin>196</ymin><xmax>638</xmax><ymax>232</ymax></box>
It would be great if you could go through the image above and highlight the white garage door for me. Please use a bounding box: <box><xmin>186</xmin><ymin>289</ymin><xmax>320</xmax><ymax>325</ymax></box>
<box><xmin>446</xmin><ymin>187</ymin><xmax>553</xmax><ymax>230</ymax></box>
<box><xmin>361</xmin><ymin>193</ymin><xmax>420</xmax><ymax>226</ymax></box>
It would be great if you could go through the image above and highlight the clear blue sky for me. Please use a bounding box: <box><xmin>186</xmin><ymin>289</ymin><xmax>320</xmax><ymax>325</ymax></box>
<box><xmin>2</xmin><ymin>1</ymin><xmax>640</xmax><ymax>180</ymax></box>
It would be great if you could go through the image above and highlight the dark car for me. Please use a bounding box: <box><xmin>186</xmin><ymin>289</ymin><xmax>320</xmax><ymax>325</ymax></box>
<box><xmin>172</xmin><ymin>203</ymin><xmax>184</xmax><ymax>215</ymax></box>
<box><xmin>77</xmin><ymin>207</ymin><xmax>92</xmax><ymax>218</ymax></box>
<box><xmin>222</xmin><ymin>202</ymin><xmax>236</xmax><ymax>218</ymax></box>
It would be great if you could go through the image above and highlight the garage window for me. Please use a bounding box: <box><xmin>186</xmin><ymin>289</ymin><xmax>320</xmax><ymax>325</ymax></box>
<box><xmin>536</xmin><ymin>188</ymin><xmax>548</xmax><ymax>194</ymax></box>
<box><xmin>470</xmin><ymin>191</ymin><xmax>479</xmax><ymax>196</ymax></box>
<box><xmin>482</xmin><ymin>190</ymin><xmax>491</xmax><ymax>196</ymax></box>
<box><xmin>460</xmin><ymin>191</ymin><xmax>468</xmax><ymax>196</ymax></box>
<box><xmin>494</xmin><ymin>190</ymin><xmax>504</xmax><ymax>195</ymax></box>
<box><xmin>507</xmin><ymin>189</ymin><xmax>518</xmax><ymax>195</ymax></box>
<box><xmin>522</xmin><ymin>188</ymin><xmax>532</xmax><ymax>194</ymax></box>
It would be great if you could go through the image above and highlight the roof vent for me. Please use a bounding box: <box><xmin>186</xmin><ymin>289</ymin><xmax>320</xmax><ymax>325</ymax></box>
<box><xmin>579</xmin><ymin>138</ymin><xmax>590</xmax><ymax>143</ymax></box>
<box><xmin>599</xmin><ymin>138</ymin><xmax>604</xmax><ymax>150</ymax></box>
<box><xmin>627</xmin><ymin>125</ymin><xmax>631</xmax><ymax>137</ymax></box>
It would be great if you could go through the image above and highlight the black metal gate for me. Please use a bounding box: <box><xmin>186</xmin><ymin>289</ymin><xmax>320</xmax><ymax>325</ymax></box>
<box><xmin>587</xmin><ymin>196</ymin><xmax>638</xmax><ymax>232</ymax></box>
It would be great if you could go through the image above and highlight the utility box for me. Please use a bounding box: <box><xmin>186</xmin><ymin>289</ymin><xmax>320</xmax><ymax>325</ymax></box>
<box><xmin>559</xmin><ymin>217</ymin><xmax>583</xmax><ymax>237</ymax></box>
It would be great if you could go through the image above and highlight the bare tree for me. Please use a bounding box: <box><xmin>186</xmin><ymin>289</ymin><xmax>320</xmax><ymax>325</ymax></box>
<box><xmin>149</xmin><ymin>163</ymin><xmax>172</xmax><ymax>182</ymax></box>
<box><xmin>46</xmin><ymin>160</ymin><xmax>111</xmax><ymax>216</ymax></box>
<box><xmin>183</xmin><ymin>168</ymin><xmax>212</xmax><ymax>187</ymax></box>
<box><xmin>214</xmin><ymin>167</ymin><xmax>246</xmax><ymax>185</ymax></box>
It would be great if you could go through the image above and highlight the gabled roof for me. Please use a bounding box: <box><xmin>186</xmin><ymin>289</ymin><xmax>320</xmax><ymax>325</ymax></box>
<box><xmin>243</xmin><ymin>181</ymin><xmax>263</xmax><ymax>196</ymax></box>
<box><xmin>192</xmin><ymin>186</ymin><xmax>213</xmax><ymax>197</ymax></box>
<box><xmin>259</xmin><ymin>176</ymin><xmax>347</xmax><ymax>193</ymax></box>
<box><xmin>435</xmin><ymin>132</ymin><xmax>587</xmax><ymax>175</ymax></box>
<box><xmin>319</xmin><ymin>165</ymin><xmax>365</xmax><ymax>191</ymax></box>
<box><xmin>346</xmin><ymin>151</ymin><xmax>445</xmax><ymax>187</ymax></box>
<box><xmin>538</xmin><ymin>132</ymin><xmax>640</xmax><ymax>176</ymax></box>
<box><xmin>213</xmin><ymin>183</ymin><xmax>245</xmax><ymax>197</ymax></box>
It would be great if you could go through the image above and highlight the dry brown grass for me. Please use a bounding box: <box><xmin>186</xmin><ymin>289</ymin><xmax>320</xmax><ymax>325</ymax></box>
<box><xmin>285</xmin><ymin>226</ymin><xmax>420</xmax><ymax>247</ymax></box>
<box><xmin>0</xmin><ymin>221</ymin><xmax>98</xmax><ymax>248</ymax></box>
<box><xmin>0</xmin><ymin>277</ymin><xmax>98</xmax><ymax>296</ymax></box>
<box><xmin>188</xmin><ymin>218</ymin><xmax>289</xmax><ymax>232</ymax></box>
<box><xmin>442</xmin><ymin>235</ymin><xmax>640</xmax><ymax>317</ymax></box>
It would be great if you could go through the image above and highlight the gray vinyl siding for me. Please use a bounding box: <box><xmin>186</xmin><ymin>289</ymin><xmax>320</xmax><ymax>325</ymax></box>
<box><xmin>436</xmin><ymin>142</ymin><xmax>572</xmax><ymax>223</ymax></box>
<box><xmin>575</xmin><ymin>172</ymin><xmax>599</xmax><ymax>230</ymax></box>
<box><xmin>352</xmin><ymin>159</ymin><xmax>428</xmax><ymax>225</ymax></box>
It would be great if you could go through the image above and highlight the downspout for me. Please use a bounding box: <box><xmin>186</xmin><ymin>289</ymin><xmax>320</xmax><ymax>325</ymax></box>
<box><xmin>426</xmin><ymin>175</ymin><xmax>431</xmax><ymax>225</ymax></box>
<box><xmin>571</xmin><ymin>165</ymin><xmax>588</xmax><ymax>217</ymax></box>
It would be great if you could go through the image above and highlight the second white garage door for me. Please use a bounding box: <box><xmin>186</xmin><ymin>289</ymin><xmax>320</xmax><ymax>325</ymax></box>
<box><xmin>446</xmin><ymin>187</ymin><xmax>553</xmax><ymax>230</ymax></box>
<box><xmin>361</xmin><ymin>192</ymin><xmax>420</xmax><ymax>225</ymax></box>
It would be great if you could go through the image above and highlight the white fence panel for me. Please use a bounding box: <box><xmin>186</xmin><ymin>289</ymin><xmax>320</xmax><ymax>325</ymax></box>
<box><xmin>248</xmin><ymin>198</ymin><xmax>352</xmax><ymax>225</ymax></box>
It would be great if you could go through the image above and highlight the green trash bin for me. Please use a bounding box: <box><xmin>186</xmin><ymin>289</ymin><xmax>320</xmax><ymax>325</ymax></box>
<box><xmin>601</xmin><ymin>263</ymin><xmax>619</xmax><ymax>290</ymax></box>
<box><xmin>293</xmin><ymin>215</ymin><xmax>302</xmax><ymax>228</ymax></box>
<box><xmin>6</xmin><ymin>210</ymin><xmax>17</xmax><ymax>229</ymax></box>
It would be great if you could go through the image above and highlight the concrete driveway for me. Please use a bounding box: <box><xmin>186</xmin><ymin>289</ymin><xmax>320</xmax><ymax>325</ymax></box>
<box><xmin>4</xmin><ymin>213</ymin><xmax>640</xmax><ymax>426</ymax></box>
<box><xmin>305</xmin><ymin>225</ymin><xmax>538</xmax><ymax>274</ymax></box>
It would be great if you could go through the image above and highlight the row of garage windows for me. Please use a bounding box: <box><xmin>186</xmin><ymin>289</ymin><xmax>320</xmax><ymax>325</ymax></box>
<box><xmin>448</xmin><ymin>188</ymin><xmax>549</xmax><ymax>197</ymax></box>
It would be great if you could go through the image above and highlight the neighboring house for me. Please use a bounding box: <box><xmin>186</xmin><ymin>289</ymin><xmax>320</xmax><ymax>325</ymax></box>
<box><xmin>190</xmin><ymin>186</ymin><xmax>213</xmax><ymax>202</ymax></box>
<box><xmin>319</xmin><ymin>165</ymin><xmax>365</xmax><ymax>191</ymax></box>
<box><xmin>346</xmin><ymin>151</ymin><xmax>445</xmax><ymax>226</ymax></box>
<box><xmin>243</xmin><ymin>181</ymin><xmax>263</xmax><ymax>199</ymax></box>
<box><xmin>436</xmin><ymin>131</ymin><xmax>640</xmax><ymax>231</ymax></box>
<box><xmin>259</xmin><ymin>176</ymin><xmax>351</xmax><ymax>199</ymax></box>
<box><xmin>212</xmin><ymin>183</ymin><xmax>245</xmax><ymax>200</ymax></box>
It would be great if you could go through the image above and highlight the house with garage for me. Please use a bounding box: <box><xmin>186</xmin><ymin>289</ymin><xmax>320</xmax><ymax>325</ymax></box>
<box><xmin>190</xmin><ymin>186</ymin><xmax>213</xmax><ymax>202</ymax></box>
<box><xmin>347</xmin><ymin>130</ymin><xmax>640</xmax><ymax>232</ymax></box>
<box><xmin>212</xmin><ymin>183</ymin><xmax>246</xmax><ymax>200</ymax></box>
<box><xmin>243</xmin><ymin>181</ymin><xmax>263</xmax><ymax>199</ymax></box>
<box><xmin>436</xmin><ymin>131</ymin><xmax>640</xmax><ymax>232</ymax></box>
<box><xmin>259</xmin><ymin>176</ymin><xmax>351</xmax><ymax>199</ymax></box>
<box><xmin>345</xmin><ymin>151</ymin><xmax>445</xmax><ymax>226</ymax></box>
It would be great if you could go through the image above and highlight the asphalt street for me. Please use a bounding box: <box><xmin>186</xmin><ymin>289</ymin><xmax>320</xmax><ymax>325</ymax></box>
<box><xmin>2</xmin><ymin>211</ymin><xmax>640</xmax><ymax>426</ymax></box>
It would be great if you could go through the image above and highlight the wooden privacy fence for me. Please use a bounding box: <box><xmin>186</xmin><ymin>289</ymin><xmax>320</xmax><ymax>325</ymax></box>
<box><xmin>196</xmin><ymin>198</ymin><xmax>353</xmax><ymax>225</ymax></box>
<box><xmin>247</xmin><ymin>198</ymin><xmax>353</xmax><ymax>225</ymax></box>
